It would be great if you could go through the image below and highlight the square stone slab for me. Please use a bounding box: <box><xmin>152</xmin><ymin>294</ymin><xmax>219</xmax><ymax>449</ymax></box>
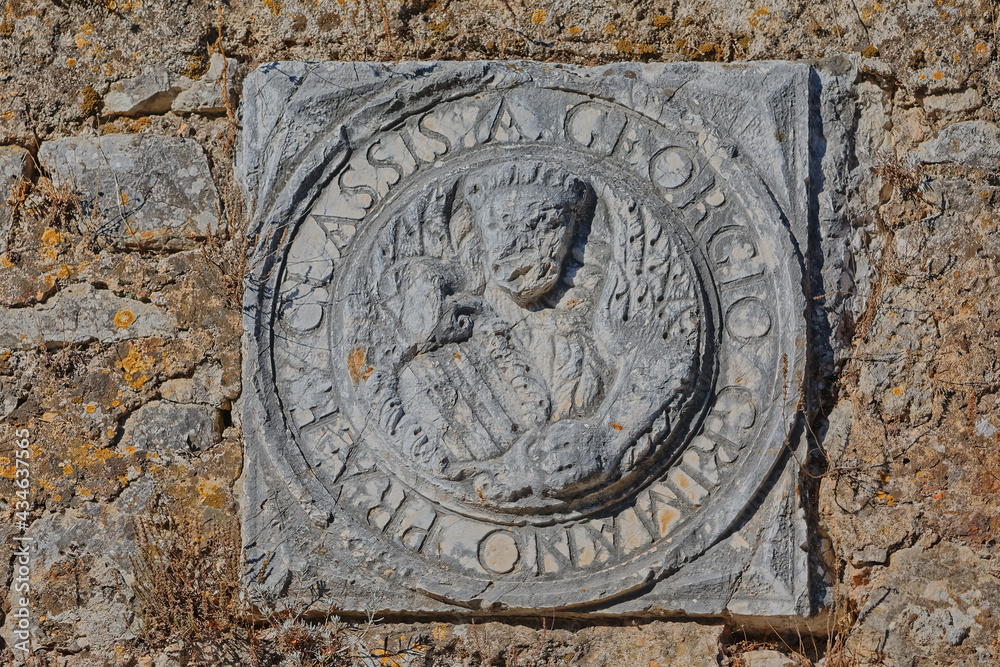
<box><xmin>239</xmin><ymin>60</ymin><xmax>814</xmax><ymax>617</ymax></box>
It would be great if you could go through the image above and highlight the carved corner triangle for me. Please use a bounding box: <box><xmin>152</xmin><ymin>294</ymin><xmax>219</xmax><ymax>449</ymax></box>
<box><xmin>618</xmin><ymin>443</ymin><xmax>811</xmax><ymax>617</ymax></box>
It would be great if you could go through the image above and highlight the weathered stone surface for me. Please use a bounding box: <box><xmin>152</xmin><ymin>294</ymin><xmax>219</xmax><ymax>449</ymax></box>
<box><xmin>159</xmin><ymin>363</ymin><xmax>226</xmax><ymax>406</ymax></box>
<box><xmin>0</xmin><ymin>282</ymin><xmax>177</xmax><ymax>350</ymax></box>
<box><xmin>39</xmin><ymin>134</ymin><xmax>219</xmax><ymax>249</ymax></box>
<box><xmin>922</xmin><ymin>89</ymin><xmax>982</xmax><ymax>119</ymax></box>
<box><xmin>842</xmin><ymin>541</ymin><xmax>1000</xmax><ymax>665</ymax></box>
<box><xmin>103</xmin><ymin>67</ymin><xmax>192</xmax><ymax>116</ymax></box>
<box><xmin>371</xmin><ymin>620</ymin><xmax>724</xmax><ymax>665</ymax></box>
<box><xmin>240</xmin><ymin>60</ymin><xmax>826</xmax><ymax>617</ymax></box>
<box><xmin>172</xmin><ymin>53</ymin><xmax>243</xmax><ymax>115</ymax></box>
<box><xmin>917</xmin><ymin>120</ymin><xmax>1000</xmax><ymax>168</ymax></box>
<box><xmin>737</xmin><ymin>650</ymin><xmax>799</xmax><ymax>667</ymax></box>
<box><xmin>120</xmin><ymin>400</ymin><xmax>221</xmax><ymax>454</ymax></box>
<box><xmin>0</xmin><ymin>144</ymin><xmax>30</xmax><ymax>252</ymax></box>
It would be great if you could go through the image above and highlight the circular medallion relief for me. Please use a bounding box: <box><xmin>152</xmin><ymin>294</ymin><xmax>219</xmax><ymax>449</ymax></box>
<box><xmin>260</xmin><ymin>81</ymin><xmax>803</xmax><ymax>608</ymax></box>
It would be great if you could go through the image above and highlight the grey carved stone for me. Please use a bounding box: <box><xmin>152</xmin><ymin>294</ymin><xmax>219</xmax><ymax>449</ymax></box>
<box><xmin>239</xmin><ymin>61</ymin><xmax>817</xmax><ymax>617</ymax></box>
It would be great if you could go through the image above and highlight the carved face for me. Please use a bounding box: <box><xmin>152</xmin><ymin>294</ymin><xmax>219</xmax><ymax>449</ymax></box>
<box><xmin>473</xmin><ymin>182</ymin><xmax>592</xmax><ymax>306</ymax></box>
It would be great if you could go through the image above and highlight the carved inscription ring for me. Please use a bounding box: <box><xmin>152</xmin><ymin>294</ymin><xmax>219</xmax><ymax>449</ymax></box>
<box><xmin>262</xmin><ymin>80</ymin><xmax>805</xmax><ymax>609</ymax></box>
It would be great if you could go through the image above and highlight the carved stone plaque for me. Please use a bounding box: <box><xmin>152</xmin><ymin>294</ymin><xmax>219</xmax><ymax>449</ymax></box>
<box><xmin>240</xmin><ymin>61</ymin><xmax>813</xmax><ymax>616</ymax></box>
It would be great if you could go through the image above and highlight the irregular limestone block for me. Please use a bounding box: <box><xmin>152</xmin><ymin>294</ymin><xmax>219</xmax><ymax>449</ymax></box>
<box><xmin>922</xmin><ymin>89</ymin><xmax>981</xmax><ymax>119</ymax></box>
<box><xmin>0</xmin><ymin>282</ymin><xmax>177</xmax><ymax>350</ymax></box>
<box><xmin>917</xmin><ymin>120</ymin><xmax>1000</xmax><ymax>168</ymax></box>
<box><xmin>172</xmin><ymin>53</ymin><xmax>244</xmax><ymax>115</ymax></box>
<box><xmin>104</xmin><ymin>68</ymin><xmax>192</xmax><ymax>116</ymax></box>
<box><xmin>240</xmin><ymin>61</ymin><xmax>821</xmax><ymax>617</ymax></box>
<box><xmin>39</xmin><ymin>134</ymin><xmax>219</xmax><ymax>250</ymax></box>
<box><xmin>0</xmin><ymin>145</ymin><xmax>31</xmax><ymax>253</ymax></box>
<box><xmin>120</xmin><ymin>400</ymin><xmax>221</xmax><ymax>454</ymax></box>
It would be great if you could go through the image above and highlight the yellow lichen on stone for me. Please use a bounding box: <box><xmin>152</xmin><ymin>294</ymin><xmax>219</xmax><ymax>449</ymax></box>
<box><xmin>114</xmin><ymin>308</ymin><xmax>136</xmax><ymax>329</ymax></box>
<box><xmin>530</xmin><ymin>8</ymin><xmax>546</xmax><ymax>24</ymax></box>
<box><xmin>196</xmin><ymin>477</ymin><xmax>226</xmax><ymax>508</ymax></box>
<box><xmin>748</xmin><ymin>7</ymin><xmax>770</xmax><ymax>28</ymax></box>
<box><xmin>81</xmin><ymin>85</ymin><xmax>102</xmax><ymax>117</ymax></box>
<box><xmin>41</xmin><ymin>228</ymin><xmax>64</xmax><ymax>245</ymax></box>
<box><xmin>263</xmin><ymin>0</ymin><xmax>283</xmax><ymax>15</ymax></box>
<box><xmin>568</xmin><ymin>25</ymin><xmax>582</xmax><ymax>35</ymax></box>
<box><xmin>347</xmin><ymin>347</ymin><xmax>367</xmax><ymax>384</ymax></box>
<box><xmin>119</xmin><ymin>341</ymin><xmax>153</xmax><ymax>389</ymax></box>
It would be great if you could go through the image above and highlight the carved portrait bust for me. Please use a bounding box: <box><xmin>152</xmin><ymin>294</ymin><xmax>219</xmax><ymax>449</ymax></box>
<box><xmin>334</xmin><ymin>159</ymin><xmax>702</xmax><ymax>511</ymax></box>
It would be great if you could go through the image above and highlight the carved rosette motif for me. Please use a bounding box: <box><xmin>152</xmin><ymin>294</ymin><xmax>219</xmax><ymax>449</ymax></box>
<box><xmin>256</xmin><ymin>75</ymin><xmax>805</xmax><ymax>609</ymax></box>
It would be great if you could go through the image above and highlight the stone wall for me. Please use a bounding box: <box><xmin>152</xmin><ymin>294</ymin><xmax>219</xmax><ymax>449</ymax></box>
<box><xmin>0</xmin><ymin>0</ymin><xmax>998</xmax><ymax>665</ymax></box>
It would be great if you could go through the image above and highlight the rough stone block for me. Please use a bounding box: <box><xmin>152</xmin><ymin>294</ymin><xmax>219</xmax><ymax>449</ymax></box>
<box><xmin>39</xmin><ymin>134</ymin><xmax>219</xmax><ymax>250</ymax></box>
<box><xmin>0</xmin><ymin>282</ymin><xmax>177</xmax><ymax>350</ymax></box>
<box><xmin>917</xmin><ymin>120</ymin><xmax>1000</xmax><ymax>168</ymax></box>
<box><xmin>103</xmin><ymin>68</ymin><xmax>190</xmax><ymax>116</ymax></box>
<box><xmin>239</xmin><ymin>61</ymin><xmax>822</xmax><ymax>617</ymax></box>
<box><xmin>172</xmin><ymin>53</ymin><xmax>243</xmax><ymax>115</ymax></box>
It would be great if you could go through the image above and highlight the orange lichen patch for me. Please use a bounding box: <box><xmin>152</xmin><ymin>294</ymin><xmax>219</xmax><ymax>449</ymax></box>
<box><xmin>75</xmin><ymin>36</ymin><xmax>91</xmax><ymax>49</ymax></box>
<box><xmin>530</xmin><ymin>8</ymin><xmax>545</xmax><ymax>24</ymax></box>
<box><xmin>748</xmin><ymin>7</ymin><xmax>770</xmax><ymax>27</ymax></box>
<box><xmin>196</xmin><ymin>477</ymin><xmax>226</xmax><ymax>508</ymax></box>
<box><xmin>41</xmin><ymin>228</ymin><xmax>63</xmax><ymax>245</ymax></box>
<box><xmin>932</xmin><ymin>71</ymin><xmax>944</xmax><ymax>80</ymax></box>
<box><xmin>432</xmin><ymin>623</ymin><xmax>449</xmax><ymax>642</ymax></box>
<box><xmin>263</xmin><ymin>0</ymin><xmax>283</xmax><ymax>15</ymax></box>
<box><xmin>43</xmin><ymin>274</ymin><xmax>56</xmax><ymax>288</ymax></box>
<box><xmin>611</xmin><ymin>422</ymin><xmax>624</xmax><ymax>431</ymax></box>
<box><xmin>652</xmin><ymin>15</ymin><xmax>673</xmax><ymax>29</ymax></box>
<box><xmin>974</xmin><ymin>42</ymin><xmax>987</xmax><ymax>55</ymax></box>
<box><xmin>57</xmin><ymin>264</ymin><xmax>71</xmax><ymax>279</ymax></box>
<box><xmin>567</xmin><ymin>25</ymin><xmax>582</xmax><ymax>35</ymax></box>
<box><xmin>0</xmin><ymin>256</ymin><xmax>12</xmax><ymax>268</ymax></box>
<box><xmin>362</xmin><ymin>366</ymin><xmax>374</xmax><ymax>381</ymax></box>
<box><xmin>114</xmin><ymin>308</ymin><xmax>136</xmax><ymax>329</ymax></box>
<box><xmin>119</xmin><ymin>341</ymin><xmax>153</xmax><ymax>389</ymax></box>
<box><xmin>603</xmin><ymin>22</ymin><xmax>617</xmax><ymax>35</ymax></box>
<box><xmin>0</xmin><ymin>350</ymin><xmax>10</xmax><ymax>362</ymax></box>
<box><xmin>85</xmin><ymin>404</ymin><xmax>96</xmax><ymax>413</ymax></box>
<box><xmin>66</xmin><ymin>58</ymin><xmax>77</xmax><ymax>67</ymax></box>
<box><xmin>68</xmin><ymin>440</ymin><xmax>117</xmax><ymax>470</ymax></box>
<box><xmin>63</xmin><ymin>464</ymin><xmax>73</xmax><ymax>475</ymax></box>
<box><xmin>347</xmin><ymin>347</ymin><xmax>367</xmax><ymax>384</ymax></box>
<box><xmin>125</xmin><ymin>445</ymin><xmax>136</xmax><ymax>455</ymax></box>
